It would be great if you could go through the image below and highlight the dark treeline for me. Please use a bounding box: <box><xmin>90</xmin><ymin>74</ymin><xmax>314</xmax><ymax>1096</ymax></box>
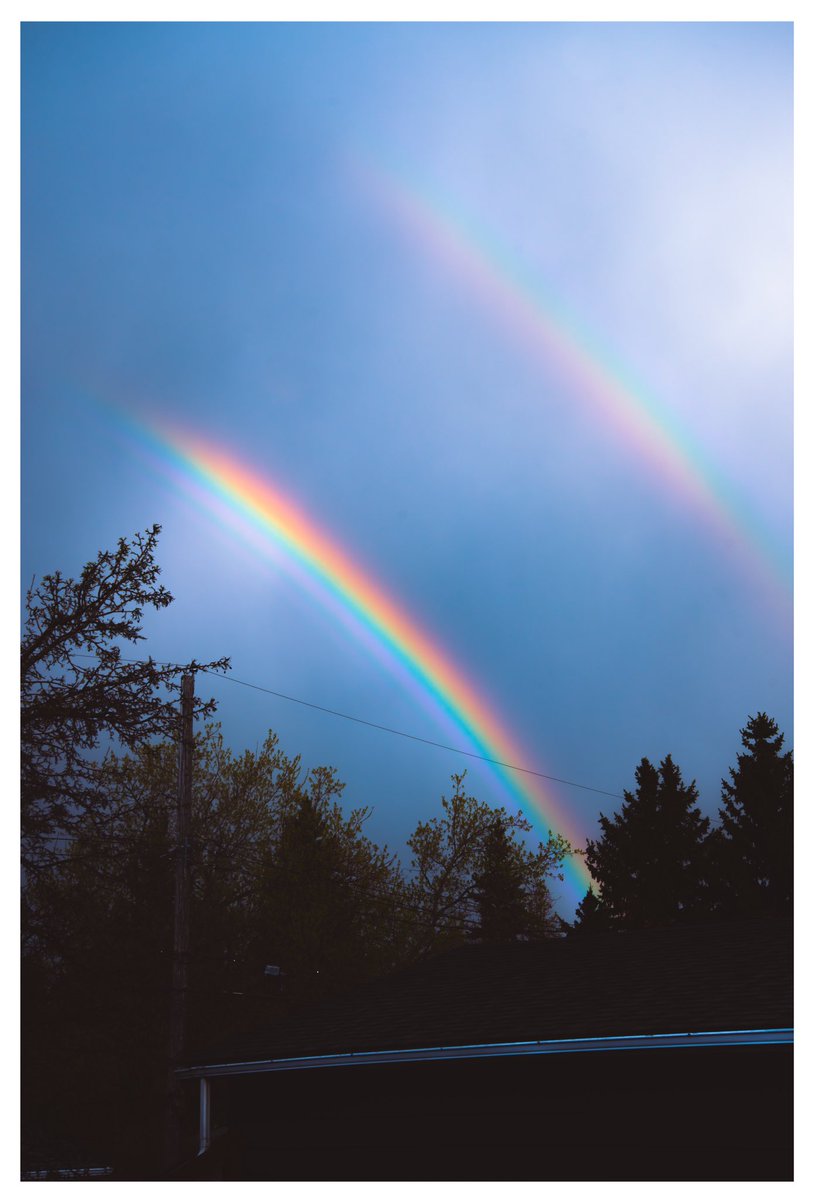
<box><xmin>22</xmin><ymin>729</ymin><xmax>569</xmax><ymax>1176</ymax></box>
<box><xmin>573</xmin><ymin>716</ymin><xmax>793</xmax><ymax>932</ymax></box>
<box><xmin>20</xmin><ymin>528</ymin><xmax>569</xmax><ymax>1175</ymax></box>
<box><xmin>20</xmin><ymin>528</ymin><xmax>792</xmax><ymax>1176</ymax></box>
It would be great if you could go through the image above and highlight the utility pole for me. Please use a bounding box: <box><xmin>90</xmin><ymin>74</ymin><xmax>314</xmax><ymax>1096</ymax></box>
<box><xmin>165</xmin><ymin>673</ymin><xmax>194</xmax><ymax>1174</ymax></box>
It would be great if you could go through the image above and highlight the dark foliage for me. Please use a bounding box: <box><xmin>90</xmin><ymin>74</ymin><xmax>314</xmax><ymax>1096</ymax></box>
<box><xmin>708</xmin><ymin>713</ymin><xmax>793</xmax><ymax>916</ymax></box>
<box><xmin>246</xmin><ymin>762</ymin><xmax>407</xmax><ymax>1006</ymax></box>
<box><xmin>21</xmin><ymin>524</ymin><xmax>229</xmax><ymax>869</ymax></box>
<box><xmin>21</xmin><ymin>726</ymin><xmax>407</xmax><ymax>1176</ymax></box>
<box><xmin>585</xmin><ymin>755</ymin><xmax>710</xmax><ymax>929</ymax></box>
<box><xmin>571</xmin><ymin>884</ymin><xmax>612</xmax><ymax>934</ymax></box>
<box><xmin>405</xmin><ymin>773</ymin><xmax>570</xmax><ymax>954</ymax></box>
<box><xmin>472</xmin><ymin>815</ymin><xmax>530</xmax><ymax>943</ymax></box>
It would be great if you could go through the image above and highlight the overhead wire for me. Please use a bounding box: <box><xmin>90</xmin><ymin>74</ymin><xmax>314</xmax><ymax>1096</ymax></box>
<box><xmin>198</xmin><ymin>667</ymin><xmax>626</xmax><ymax>800</ymax></box>
<box><xmin>70</xmin><ymin>652</ymin><xmax>624</xmax><ymax>800</ymax></box>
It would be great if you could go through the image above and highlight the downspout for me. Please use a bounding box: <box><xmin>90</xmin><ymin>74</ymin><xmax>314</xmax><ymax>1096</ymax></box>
<box><xmin>198</xmin><ymin>1077</ymin><xmax>211</xmax><ymax>1156</ymax></box>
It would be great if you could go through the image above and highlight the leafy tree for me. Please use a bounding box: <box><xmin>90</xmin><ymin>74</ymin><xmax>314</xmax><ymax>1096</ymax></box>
<box><xmin>21</xmin><ymin>524</ymin><xmax>229</xmax><ymax>868</ymax></box>
<box><xmin>406</xmin><ymin>772</ymin><xmax>571</xmax><ymax>953</ymax></box>
<box><xmin>22</xmin><ymin>724</ymin><xmax>406</xmax><ymax>1174</ymax></box>
<box><xmin>250</xmin><ymin>762</ymin><xmax>406</xmax><ymax>1005</ymax></box>
<box><xmin>23</xmin><ymin>726</ymin><xmax>287</xmax><ymax>1174</ymax></box>
<box><xmin>585</xmin><ymin>755</ymin><xmax>710</xmax><ymax>929</ymax></box>
<box><xmin>709</xmin><ymin>713</ymin><xmax>793</xmax><ymax>916</ymax></box>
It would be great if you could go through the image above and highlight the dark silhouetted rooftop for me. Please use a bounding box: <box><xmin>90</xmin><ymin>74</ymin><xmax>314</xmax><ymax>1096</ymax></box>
<box><xmin>184</xmin><ymin>917</ymin><xmax>792</xmax><ymax>1069</ymax></box>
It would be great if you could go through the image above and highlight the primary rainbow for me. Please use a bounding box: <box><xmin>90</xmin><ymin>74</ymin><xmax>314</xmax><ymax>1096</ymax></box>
<box><xmin>354</xmin><ymin>156</ymin><xmax>792</xmax><ymax>613</ymax></box>
<box><xmin>134</xmin><ymin>417</ymin><xmax>593</xmax><ymax>900</ymax></box>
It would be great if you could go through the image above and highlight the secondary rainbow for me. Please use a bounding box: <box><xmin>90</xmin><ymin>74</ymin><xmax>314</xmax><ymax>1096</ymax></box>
<box><xmin>354</xmin><ymin>156</ymin><xmax>792</xmax><ymax>613</ymax></box>
<box><xmin>138</xmin><ymin>418</ymin><xmax>593</xmax><ymax>899</ymax></box>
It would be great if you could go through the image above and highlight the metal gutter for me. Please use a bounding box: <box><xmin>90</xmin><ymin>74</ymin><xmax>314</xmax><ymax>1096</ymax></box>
<box><xmin>177</xmin><ymin>1027</ymin><xmax>793</xmax><ymax>1080</ymax></box>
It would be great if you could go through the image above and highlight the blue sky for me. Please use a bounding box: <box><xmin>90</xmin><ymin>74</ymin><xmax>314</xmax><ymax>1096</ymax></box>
<box><xmin>21</xmin><ymin>22</ymin><xmax>793</xmax><ymax>915</ymax></box>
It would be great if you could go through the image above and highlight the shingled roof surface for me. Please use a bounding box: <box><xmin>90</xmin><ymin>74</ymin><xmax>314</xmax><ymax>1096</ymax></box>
<box><xmin>184</xmin><ymin>918</ymin><xmax>792</xmax><ymax>1068</ymax></box>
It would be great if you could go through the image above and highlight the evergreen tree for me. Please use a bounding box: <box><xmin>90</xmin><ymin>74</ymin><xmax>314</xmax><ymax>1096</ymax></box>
<box><xmin>472</xmin><ymin>816</ymin><xmax>529</xmax><ymax>943</ymax></box>
<box><xmin>585</xmin><ymin>755</ymin><xmax>710</xmax><ymax>929</ymax></box>
<box><xmin>406</xmin><ymin>773</ymin><xmax>571</xmax><ymax>954</ymax></box>
<box><xmin>253</xmin><ymin>765</ymin><xmax>403</xmax><ymax>1003</ymax></box>
<box><xmin>709</xmin><ymin>713</ymin><xmax>792</xmax><ymax>916</ymax></box>
<box><xmin>571</xmin><ymin>885</ymin><xmax>611</xmax><ymax>934</ymax></box>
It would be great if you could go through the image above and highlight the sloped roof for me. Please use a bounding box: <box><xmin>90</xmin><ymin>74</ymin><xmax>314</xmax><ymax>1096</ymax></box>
<box><xmin>183</xmin><ymin>917</ymin><xmax>792</xmax><ymax>1069</ymax></box>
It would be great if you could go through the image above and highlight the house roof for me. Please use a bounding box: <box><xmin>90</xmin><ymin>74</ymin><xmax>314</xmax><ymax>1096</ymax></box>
<box><xmin>182</xmin><ymin>917</ymin><xmax>792</xmax><ymax>1072</ymax></box>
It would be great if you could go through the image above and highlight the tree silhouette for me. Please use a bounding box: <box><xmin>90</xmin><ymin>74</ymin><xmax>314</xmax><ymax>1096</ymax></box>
<box><xmin>22</xmin><ymin>725</ymin><xmax>404</xmax><ymax>1175</ymax></box>
<box><xmin>708</xmin><ymin>713</ymin><xmax>793</xmax><ymax>916</ymax></box>
<box><xmin>571</xmin><ymin>885</ymin><xmax>611</xmax><ymax>934</ymax></box>
<box><xmin>252</xmin><ymin>764</ymin><xmax>404</xmax><ymax>1004</ymax></box>
<box><xmin>21</xmin><ymin>525</ymin><xmax>229</xmax><ymax>869</ymax></box>
<box><xmin>472</xmin><ymin>816</ymin><xmax>529</xmax><ymax>943</ymax></box>
<box><xmin>406</xmin><ymin>773</ymin><xmax>571</xmax><ymax>953</ymax></box>
<box><xmin>585</xmin><ymin>756</ymin><xmax>710</xmax><ymax>929</ymax></box>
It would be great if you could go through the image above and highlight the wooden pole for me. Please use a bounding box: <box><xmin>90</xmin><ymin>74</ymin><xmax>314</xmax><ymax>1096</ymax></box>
<box><xmin>165</xmin><ymin>673</ymin><xmax>194</xmax><ymax>1173</ymax></box>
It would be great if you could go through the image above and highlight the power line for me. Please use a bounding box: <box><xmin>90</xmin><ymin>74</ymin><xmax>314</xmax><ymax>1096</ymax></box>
<box><xmin>70</xmin><ymin>652</ymin><xmax>624</xmax><ymax>800</ymax></box>
<box><xmin>198</xmin><ymin>668</ymin><xmax>625</xmax><ymax>801</ymax></box>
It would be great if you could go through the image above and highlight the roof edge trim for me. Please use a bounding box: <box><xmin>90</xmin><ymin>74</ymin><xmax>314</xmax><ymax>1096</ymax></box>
<box><xmin>177</xmin><ymin>1027</ymin><xmax>793</xmax><ymax>1079</ymax></box>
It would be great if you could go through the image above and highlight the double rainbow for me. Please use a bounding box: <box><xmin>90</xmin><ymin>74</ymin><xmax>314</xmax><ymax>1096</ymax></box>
<box><xmin>100</xmin><ymin>163</ymin><xmax>790</xmax><ymax>911</ymax></box>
